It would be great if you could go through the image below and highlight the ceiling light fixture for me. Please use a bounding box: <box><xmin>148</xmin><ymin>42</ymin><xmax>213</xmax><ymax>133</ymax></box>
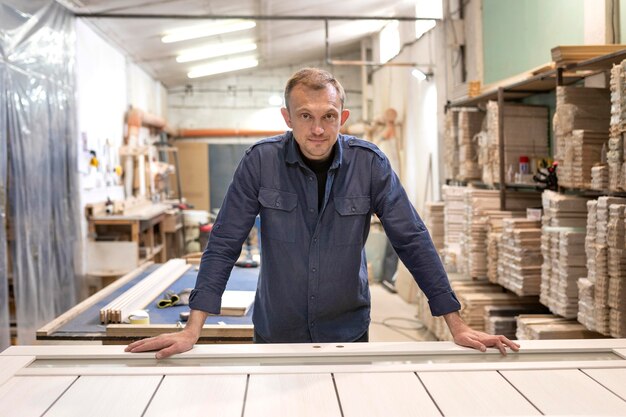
<box><xmin>187</xmin><ymin>56</ymin><xmax>259</xmax><ymax>79</ymax></box>
<box><xmin>162</xmin><ymin>19</ymin><xmax>256</xmax><ymax>44</ymax></box>
<box><xmin>177</xmin><ymin>41</ymin><xmax>257</xmax><ymax>63</ymax></box>
<box><xmin>411</xmin><ymin>68</ymin><xmax>433</xmax><ymax>81</ymax></box>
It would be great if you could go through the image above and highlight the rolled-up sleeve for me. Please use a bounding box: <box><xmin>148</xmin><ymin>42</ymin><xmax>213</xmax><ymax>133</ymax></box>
<box><xmin>371</xmin><ymin>154</ymin><xmax>461</xmax><ymax>316</ymax></box>
<box><xmin>189</xmin><ymin>149</ymin><xmax>261</xmax><ymax>314</ymax></box>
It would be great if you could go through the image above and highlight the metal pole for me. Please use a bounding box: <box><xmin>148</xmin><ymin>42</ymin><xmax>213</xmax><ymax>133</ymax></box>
<box><xmin>498</xmin><ymin>87</ymin><xmax>506</xmax><ymax>211</ymax></box>
<box><xmin>73</xmin><ymin>13</ymin><xmax>437</xmax><ymax>21</ymax></box>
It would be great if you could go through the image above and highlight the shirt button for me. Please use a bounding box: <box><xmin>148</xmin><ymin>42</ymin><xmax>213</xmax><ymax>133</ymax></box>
<box><xmin>310</xmin><ymin>295</ymin><xmax>315</xmax><ymax>300</ymax></box>
<box><xmin>309</xmin><ymin>208</ymin><xmax>314</xmax><ymax>213</ymax></box>
<box><xmin>275</xmin><ymin>201</ymin><xmax>280</xmax><ymax>207</ymax></box>
<box><xmin>313</xmin><ymin>237</ymin><xmax>318</xmax><ymax>243</ymax></box>
<box><xmin>310</xmin><ymin>322</ymin><xmax>315</xmax><ymax>327</ymax></box>
<box><xmin>312</xmin><ymin>267</ymin><xmax>317</xmax><ymax>272</ymax></box>
<box><xmin>308</xmin><ymin>176</ymin><xmax>314</xmax><ymax>181</ymax></box>
<box><xmin>351</xmin><ymin>206</ymin><xmax>356</xmax><ymax>212</ymax></box>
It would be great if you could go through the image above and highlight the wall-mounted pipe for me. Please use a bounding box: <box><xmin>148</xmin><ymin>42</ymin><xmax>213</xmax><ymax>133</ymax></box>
<box><xmin>178</xmin><ymin>129</ymin><xmax>286</xmax><ymax>138</ymax></box>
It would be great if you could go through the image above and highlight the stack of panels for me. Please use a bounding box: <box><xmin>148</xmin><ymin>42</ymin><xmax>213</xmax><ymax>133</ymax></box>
<box><xmin>590</xmin><ymin>164</ymin><xmax>609</xmax><ymax>190</ymax></box>
<box><xmin>483</xmin><ymin>305</ymin><xmax>550</xmax><ymax>340</ymax></box>
<box><xmin>594</xmin><ymin>196</ymin><xmax>626</xmax><ymax>334</ymax></box>
<box><xmin>540</xmin><ymin>191</ymin><xmax>589</xmax><ymax>318</ymax></box>
<box><xmin>610</xmin><ymin>64</ymin><xmax>626</xmax><ymax>190</ymax></box>
<box><xmin>462</xmin><ymin>189</ymin><xmax>540</xmax><ymax>279</ymax></box>
<box><xmin>444</xmin><ymin>110</ymin><xmax>459</xmax><ymax>181</ymax></box>
<box><xmin>457</xmin><ymin>110</ymin><xmax>484</xmax><ymax>181</ymax></box>
<box><xmin>442</xmin><ymin>185</ymin><xmax>465</xmax><ymax>273</ymax></box>
<box><xmin>482</xmin><ymin>102</ymin><xmax>549</xmax><ymax>185</ymax></box>
<box><xmin>516</xmin><ymin>314</ymin><xmax>605</xmax><ymax>340</ymax></box>
<box><xmin>486</xmin><ymin>211</ymin><xmax>525</xmax><ymax>284</ymax></box>
<box><xmin>497</xmin><ymin>218</ymin><xmax>542</xmax><ymax>296</ymax></box>
<box><xmin>458</xmin><ymin>291</ymin><xmax>541</xmax><ymax>332</ymax></box>
<box><xmin>577</xmin><ymin>278</ymin><xmax>595</xmax><ymax>331</ymax></box>
<box><xmin>424</xmin><ymin>201</ymin><xmax>445</xmax><ymax>252</ymax></box>
<box><xmin>607</xmin><ymin>204</ymin><xmax>626</xmax><ymax>338</ymax></box>
<box><xmin>560</xmin><ymin>130</ymin><xmax>607</xmax><ymax>189</ymax></box>
<box><xmin>553</xmin><ymin>86</ymin><xmax>610</xmax><ymax>190</ymax></box>
<box><xmin>585</xmin><ymin>200</ymin><xmax>598</xmax><ymax>284</ymax></box>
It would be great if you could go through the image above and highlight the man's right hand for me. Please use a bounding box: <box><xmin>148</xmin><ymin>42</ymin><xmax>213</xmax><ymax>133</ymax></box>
<box><xmin>124</xmin><ymin>309</ymin><xmax>208</xmax><ymax>359</ymax></box>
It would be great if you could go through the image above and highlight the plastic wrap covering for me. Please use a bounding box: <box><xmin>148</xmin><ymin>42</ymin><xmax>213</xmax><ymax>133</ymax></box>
<box><xmin>0</xmin><ymin>1</ymin><xmax>79</xmax><ymax>345</ymax></box>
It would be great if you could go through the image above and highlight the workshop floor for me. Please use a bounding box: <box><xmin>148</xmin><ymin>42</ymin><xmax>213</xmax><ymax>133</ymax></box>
<box><xmin>368</xmin><ymin>283</ymin><xmax>437</xmax><ymax>342</ymax></box>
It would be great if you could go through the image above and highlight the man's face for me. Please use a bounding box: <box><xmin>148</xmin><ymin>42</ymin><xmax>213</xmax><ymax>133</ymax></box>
<box><xmin>281</xmin><ymin>84</ymin><xmax>350</xmax><ymax>161</ymax></box>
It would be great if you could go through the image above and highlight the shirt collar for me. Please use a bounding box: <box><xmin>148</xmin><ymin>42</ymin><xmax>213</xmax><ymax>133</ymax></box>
<box><xmin>285</xmin><ymin>131</ymin><xmax>343</xmax><ymax>170</ymax></box>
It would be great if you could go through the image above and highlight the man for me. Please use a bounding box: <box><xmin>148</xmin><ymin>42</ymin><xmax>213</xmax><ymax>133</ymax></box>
<box><xmin>126</xmin><ymin>68</ymin><xmax>519</xmax><ymax>358</ymax></box>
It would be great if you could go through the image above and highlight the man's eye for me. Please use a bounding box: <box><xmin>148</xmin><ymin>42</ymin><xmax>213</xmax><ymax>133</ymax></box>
<box><xmin>325</xmin><ymin>114</ymin><xmax>336</xmax><ymax>121</ymax></box>
<box><xmin>301</xmin><ymin>114</ymin><xmax>310</xmax><ymax>120</ymax></box>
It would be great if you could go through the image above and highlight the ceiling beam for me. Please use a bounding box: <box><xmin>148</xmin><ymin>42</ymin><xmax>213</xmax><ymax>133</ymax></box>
<box><xmin>73</xmin><ymin>13</ymin><xmax>439</xmax><ymax>21</ymax></box>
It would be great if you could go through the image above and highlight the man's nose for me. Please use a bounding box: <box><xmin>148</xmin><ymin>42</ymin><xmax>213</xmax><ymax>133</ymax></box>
<box><xmin>311</xmin><ymin>119</ymin><xmax>324</xmax><ymax>135</ymax></box>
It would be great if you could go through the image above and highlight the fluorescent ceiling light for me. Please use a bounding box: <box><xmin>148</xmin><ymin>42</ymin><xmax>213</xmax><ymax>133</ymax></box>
<box><xmin>187</xmin><ymin>56</ymin><xmax>259</xmax><ymax>79</ymax></box>
<box><xmin>177</xmin><ymin>41</ymin><xmax>257</xmax><ymax>63</ymax></box>
<box><xmin>411</xmin><ymin>68</ymin><xmax>427</xmax><ymax>81</ymax></box>
<box><xmin>162</xmin><ymin>20</ymin><xmax>256</xmax><ymax>44</ymax></box>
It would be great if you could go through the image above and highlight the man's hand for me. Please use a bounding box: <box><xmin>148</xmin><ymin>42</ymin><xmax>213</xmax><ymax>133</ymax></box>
<box><xmin>444</xmin><ymin>311</ymin><xmax>520</xmax><ymax>355</ymax></box>
<box><xmin>125</xmin><ymin>309</ymin><xmax>208</xmax><ymax>359</ymax></box>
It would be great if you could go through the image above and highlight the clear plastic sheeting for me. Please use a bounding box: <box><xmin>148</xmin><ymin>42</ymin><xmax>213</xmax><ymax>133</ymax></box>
<box><xmin>0</xmin><ymin>1</ymin><xmax>80</xmax><ymax>345</ymax></box>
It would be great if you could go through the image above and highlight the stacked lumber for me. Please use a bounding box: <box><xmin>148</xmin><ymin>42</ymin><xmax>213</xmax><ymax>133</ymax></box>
<box><xmin>442</xmin><ymin>185</ymin><xmax>465</xmax><ymax>273</ymax></box>
<box><xmin>560</xmin><ymin>130</ymin><xmax>607</xmax><ymax>189</ymax></box>
<box><xmin>486</xmin><ymin>211</ymin><xmax>525</xmax><ymax>284</ymax></box>
<box><xmin>594</xmin><ymin>196</ymin><xmax>626</xmax><ymax>334</ymax></box>
<box><xmin>424</xmin><ymin>201</ymin><xmax>445</xmax><ymax>252</ymax></box>
<box><xmin>551</xmin><ymin>44</ymin><xmax>626</xmax><ymax>66</ymax></box>
<box><xmin>607</xmin><ymin>204</ymin><xmax>626</xmax><ymax>337</ymax></box>
<box><xmin>540</xmin><ymin>191</ymin><xmax>589</xmax><ymax>318</ymax></box>
<box><xmin>462</xmin><ymin>189</ymin><xmax>540</xmax><ymax>279</ymax></box>
<box><xmin>577</xmin><ymin>278</ymin><xmax>595</xmax><ymax>331</ymax></box>
<box><xmin>484</xmin><ymin>305</ymin><xmax>550</xmax><ymax>340</ymax></box>
<box><xmin>416</xmin><ymin>289</ymin><xmax>451</xmax><ymax>342</ymax></box>
<box><xmin>457</xmin><ymin>110</ymin><xmax>484</xmax><ymax>181</ymax></box>
<box><xmin>591</xmin><ymin>164</ymin><xmax>609</xmax><ymax>190</ymax></box>
<box><xmin>516</xmin><ymin>314</ymin><xmax>606</xmax><ymax>340</ymax></box>
<box><xmin>444</xmin><ymin>110</ymin><xmax>459</xmax><ymax>180</ymax></box>
<box><xmin>553</xmin><ymin>86</ymin><xmax>610</xmax><ymax>189</ymax></box>
<box><xmin>481</xmin><ymin>102</ymin><xmax>549</xmax><ymax>185</ymax></box>
<box><xmin>497</xmin><ymin>218</ymin><xmax>542</xmax><ymax>296</ymax></box>
<box><xmin>609</xmin><ymin>61</ymin><xmax>626</xmax><ymax>191</ymax></box>
<box><xmin>458</xmin><ymin>290</ymin><xmax>540</xmax><ymax>332</ymax></box>
<box><xmin>100</xmin><ymin>259</ymin><xmax>190</xmax><ymax>323</ymax></box>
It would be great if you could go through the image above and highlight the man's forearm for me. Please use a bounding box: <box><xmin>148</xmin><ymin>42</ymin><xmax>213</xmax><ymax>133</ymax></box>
<box><xmin>184</xmin><ymin>309</ymin><xmax>209</xmax><ymax>339</ymax></box>
<box><xmin>443</xmin><ymin>311</ymin><xmax>469</xmax><ymax>336</ymax></box>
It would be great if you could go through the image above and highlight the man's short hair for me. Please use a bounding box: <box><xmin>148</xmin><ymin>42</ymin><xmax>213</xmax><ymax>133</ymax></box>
<box><xmin>284</xmin><ymin>68</ymin><xmax>346</xmax><ymax>110</ymax></box>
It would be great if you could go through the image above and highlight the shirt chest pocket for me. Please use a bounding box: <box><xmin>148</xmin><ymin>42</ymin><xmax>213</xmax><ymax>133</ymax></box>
<box><xmin>333</xmin><ymin>196</ymin><xmax>371</xmax><ymax>246</ymax></box>
<box><xmin>258</xmin><ymin>187</ymin><xmax>298</xmax><ymax>243</ymax></box>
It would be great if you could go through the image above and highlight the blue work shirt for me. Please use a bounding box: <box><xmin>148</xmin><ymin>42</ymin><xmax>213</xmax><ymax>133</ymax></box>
<box><xmin>189</xmin><ymin>131</ymin><xmax>460</xmax><ymax>342</ymax></box>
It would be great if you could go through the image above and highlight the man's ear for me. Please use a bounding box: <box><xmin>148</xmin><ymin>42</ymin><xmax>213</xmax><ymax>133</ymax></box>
<box><xmin>340</xmin><ymin>109</ymin><xmax>350</xmax><ymax>126</ymax></box>
<box><xmin>281</xmin><ymin>107</ymin><xmax>292</xmax><ymax>128</ymax></box>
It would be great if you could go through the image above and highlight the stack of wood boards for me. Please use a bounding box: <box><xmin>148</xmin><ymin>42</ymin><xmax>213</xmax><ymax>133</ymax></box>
<box><xmin>486</xmin><ymin>211</ymin><xmax>526</xmax><ymax>284</ymax></box>
<box><xmin>581</xmin><ymin>200</ymin><xmax>598</xmax><ymax>331</ymax></box>
<box><xmin>442</xmin><ymin>185</ymin><xmax>465</xmax><ymax>273</ymax></box>
<box><xmin>100</xmin><ymin>259</ymin><xmax>190</xmax><ymax>324</ymax></box>
<box><xmin>560</xmin><ymin>130</ymin><xmax>608</xmax><ymax>189</ymax></box>
<box><xmin>607</xmin><ymin>204</ymin><xmax>626</xmax><ymax>337</ymax></box>
<box><xmin>591</xmin><ymin>164</ymin><xmax>609</xmax><ymax>190</ymax></box>
<box><xmin>577</xmin><ymin>277</ymin><xmax>595</xmax><ymax>331</ymax></box>
<box><xmin>516</xmin><ymin>314</ymin><xmax>605</xmax><ymax>340</ymax></box>
<box><xmin>444</xmin><ymin>110</ymin><xmax>459</xmax><ymax>180</ymax></box>
<box><xmin>609</xmin><ymin>61</ymin><xmax>626</xmax><ymax>191</ymax></box>
<box><xmin>551</xmin><ymin>44</ymin><xmax>626</xmax><ymax>66</ymax></box>
<box><xmin>424</xmin><ymin>201</ymin><xmax>445</xmax><ymax>252</ymax></box>
<box><xmin>553</xmin><ymin>86</ymin><xmax>610</xmax><ymax>189</ymax></box>
<box><xmin>484</xmin><ymin>305</ymin><xmax>550</xmax><ymax>340</ymax></box>
<box><xmin>594</xmin><ymin>196</ymin><xmax>626</xmax><ymax>335</ymax></box>
<box><xmin>457</xmin><ymin>284</ymin><xmax>540</xmax><ymax>332</ymax></box>
<box><xmin>497</xmin><ymin>218</ymin><xmax>543</xmax><ymax>296</ymax></box>
<box><xmin>462</xmin><ymin>189</ymin><xmax>541</xmax><ymax>279</ymax></box>
<box><xmin>481</xmin><ymin>102</ymin><xmax>549</xmax><ymax>185</ymax></box>
<box><xmin>416</xmin><ymin>289</ymin><xmax>452</xmax><ymax>342</ymax></box>
<box><xmin>540</xmin><ymin>191</ymin><xmax>589</xmax><ymax>318</ymax></box>
<box><xmin>457</xmin><ymin>109</ymin><xmax>484</xmax><ymax>181</ymax></box>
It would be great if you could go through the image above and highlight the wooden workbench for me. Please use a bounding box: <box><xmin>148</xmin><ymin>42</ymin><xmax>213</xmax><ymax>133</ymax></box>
<box><xmin>37</xmin><ymin>262</ymin><xmax>257</xmax><ymax>344</ymax></box>
<box><xmin>0</xmin><ymin>339</ymin><xmax>625</xmax><ymax>416</ymax></box>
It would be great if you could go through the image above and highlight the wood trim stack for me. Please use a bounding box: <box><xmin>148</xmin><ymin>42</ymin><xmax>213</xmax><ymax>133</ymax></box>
<box><xmin>100</xmin><ymin>259</ymin><xmax>190</xmax><ymax>323</ymax></box>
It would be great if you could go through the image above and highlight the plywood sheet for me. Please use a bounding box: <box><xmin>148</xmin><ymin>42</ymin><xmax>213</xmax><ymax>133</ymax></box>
<box><xmin>144</xmin><ymin>375</ymin><xmax>246</xmax><ymax>417</ymax></box>
<box><xmin>334</xmin><ymin>372</ymin><xmax>440</xmax><ymax>417</ymax></box>
<box><xmin>501</xmin><ymin>369</ymin><xmax>626</xmax><ymax>415</ymax></box>
<box><xmin>44</xmin><ymin>375</ymin><xmax>161</xmax><ymax>417</ymax></box>
<box><xmin>245</xmin><ymin>373</ymin><xmax>341</xmax><ymax>417</ymax></box>
<box><xmin>418</xmin><ymin>370</ymin><xmax>540</xmax><ymax>416</ymax></box>
<box><xmin>0</xmin><ymin>376</ymin><xmax>76</xmax><ymax>417</ymax></box>
<box><xmin>582</xmin><ymin>368</ymin><xmax>626</xmax><ymax>400</ymax></box>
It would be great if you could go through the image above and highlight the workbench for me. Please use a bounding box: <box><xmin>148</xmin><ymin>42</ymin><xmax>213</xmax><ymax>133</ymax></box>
<box><xmin>37</xmin><ymin>263</ymin><xmax>258</xmax><ymax>344</ymax></box>
<box><xmin>0</xmin><ymin>339</ymin><xmax>625</xmax><ymax>416</ymax></box>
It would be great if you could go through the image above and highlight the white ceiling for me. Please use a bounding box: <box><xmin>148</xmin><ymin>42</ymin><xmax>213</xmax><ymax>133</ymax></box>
<box><xmin>60</xmin><ymin>0</ymin><xmax>420</xmax><ymax>87</ymax></box>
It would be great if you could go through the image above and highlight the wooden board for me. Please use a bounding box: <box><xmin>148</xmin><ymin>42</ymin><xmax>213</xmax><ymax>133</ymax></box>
<box><xmin>418</xmin><ymin>370</ymin><xmax>540</xmax><ymax>416</ymax></box>
<box><xmin>144</xmin><ymin>375</ymin><xmax>246</xmax><ymax>417</ymax></box>
<box><xmin>582</xmin><ymin>368</ymin><xmax>626</xmax><ymax>400</ymax></box>
<box><xmin>245</xmin><ymin>374</ymin><xmax>342</xmax><ymax>417</ymax></box>
<box><xmin>0</xmin><ymin>356</ymin><xmax>35</xmax><ymax>386</ymax></box>
<box><xmin>334</xmin><ymin>372</ymin><xmax>441</xmax><ymax>417</ymax></box>
<box><xmin>501</xmin><ymin>369</ymin><xmax>626</xmax><ymax>415</ymax></box>
<box><xmin>44</xmin><ymin>375</ymin><xmax>162</xmax><ymax>417</ymax></box>
<box><xmin>0</xmin><ymin>376</ymin><xmax>76</xmax><ymax>417</ymax></box>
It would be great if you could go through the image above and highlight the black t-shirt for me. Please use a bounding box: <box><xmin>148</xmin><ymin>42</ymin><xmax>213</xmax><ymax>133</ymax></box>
<box><xmin>297</xmin><ymin>145</ymin><xmax>335</xmax><ymax>211</ymax></box>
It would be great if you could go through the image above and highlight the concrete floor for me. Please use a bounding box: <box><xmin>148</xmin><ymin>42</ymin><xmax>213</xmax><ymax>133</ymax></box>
<box><xmin>368</xmin><ymin>283</ymin><xmax>437</xmax><ymax>342</ymax></box>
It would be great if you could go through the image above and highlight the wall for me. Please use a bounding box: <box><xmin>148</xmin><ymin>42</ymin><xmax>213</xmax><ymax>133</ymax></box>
<box><xmin>482</xmin><ymin>0</ymin><xmax>584</xmax><ymax>84</ymax></box>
